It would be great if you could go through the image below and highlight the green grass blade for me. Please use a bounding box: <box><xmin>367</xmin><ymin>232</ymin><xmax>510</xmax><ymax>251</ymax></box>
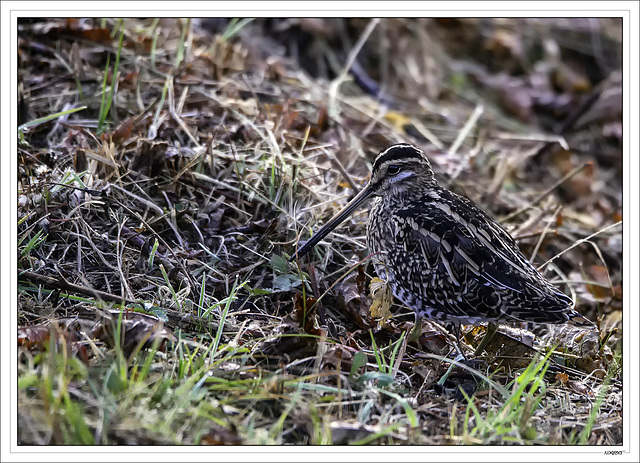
<box><xmin>18</xmin><ymin>106</ymin><xmax>87</xmax><ymax>133</ymax></box>
<box><xmin>97</xmin><ymin>25</ymin><xmax>125</xmax><ymax>135</ymax></box>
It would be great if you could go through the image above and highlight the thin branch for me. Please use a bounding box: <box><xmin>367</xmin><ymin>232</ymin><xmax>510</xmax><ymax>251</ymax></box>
<box><xmin>501</xmin><ymin>161</ymin><xmax>593</xmax><ymax>223</ymax></box>
<box><xmin>538</xmin><ymin>221</ymin><xmax>622</xmax><ymax>271</ymax></box>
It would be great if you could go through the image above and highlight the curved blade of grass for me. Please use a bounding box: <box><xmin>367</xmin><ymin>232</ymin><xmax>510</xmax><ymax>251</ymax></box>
<box><xmin>377</xmin><ymin>389</ymin><xmax>418</xmax><ymax>427</ymax></box>
<box><xmin>147</xmin><ymin>238</ymin><xmax>159</xmax><ymax>270</ymax></box>
<box><xmin>19</xmin><ymin>229</ymin><xmax>46</xmax><ymax>255</ymax></box>
<box><xmin>221</xmin><ymin>18</ymin><xmax>254</xmax><ymax>42</ymax></box>
<box><xmin>18</xmin><ymin>106</ymin><xmax>87</xmax><ymax>133</ymax></box>
<box><xmin>97</xmin><ymin>25</ymin><xmax>124</xmax><ymax>135</ymax></box>
<box><xmin>210</xmin><ymin>276</ymin><xmax>247</xmax><ymax>356</ymax></box>
<box><xmin>159</xmin><ymin>264</ymin><xmax>182</xmax><ymax>311</ymax></box>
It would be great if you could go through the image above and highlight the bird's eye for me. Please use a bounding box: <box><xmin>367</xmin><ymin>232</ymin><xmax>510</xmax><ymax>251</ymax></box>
<box><xmin>387</xmin><ymin>165</ymin><xmax>401</xmax><ymax>175</ymax></box>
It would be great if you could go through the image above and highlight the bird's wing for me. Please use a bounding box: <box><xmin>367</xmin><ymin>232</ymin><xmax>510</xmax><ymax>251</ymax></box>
<box><xmin>388</xmin><ymin>191</ymin><xmax>573</xmax><ymax>321</ymax></box>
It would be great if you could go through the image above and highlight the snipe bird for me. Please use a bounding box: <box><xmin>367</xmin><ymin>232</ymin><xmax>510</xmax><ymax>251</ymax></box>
<box><xmin>292</xmin><ymin>144</ymin><xmax>595</xmax><ymax>353</ymax></box>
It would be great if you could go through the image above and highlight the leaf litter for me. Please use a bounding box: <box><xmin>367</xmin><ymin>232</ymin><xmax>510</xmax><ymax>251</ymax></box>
<box><xmin>17</xmin><ymin>18</ymin><xmax>622</xmax><ymax>445</ymax></box>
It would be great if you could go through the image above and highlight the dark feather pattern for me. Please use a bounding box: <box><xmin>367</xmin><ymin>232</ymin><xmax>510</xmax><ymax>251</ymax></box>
<box><xmin>369</xmin><ymin>187</ymin><xmax>586</xmax><ymax>325</ymax></box>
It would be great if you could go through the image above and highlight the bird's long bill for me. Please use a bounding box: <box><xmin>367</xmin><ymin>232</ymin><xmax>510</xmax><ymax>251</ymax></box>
<box><xmin>291</xmin><ymin>183</ymin><xmax>375</xmax><ymax>261</ymax></box>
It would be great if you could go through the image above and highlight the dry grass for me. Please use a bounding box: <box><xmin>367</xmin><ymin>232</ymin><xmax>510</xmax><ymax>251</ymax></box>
<box><xmin>17</xmin><ymin>18</ymin><xmax>622</xmax><ymax>446</ymax></box>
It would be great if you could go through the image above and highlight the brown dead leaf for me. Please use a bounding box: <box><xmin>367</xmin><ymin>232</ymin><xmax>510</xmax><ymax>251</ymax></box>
<box><xmin>568</xmin><ymin>379</ymin><xmax>595</xmax><ymax>398</ymax></box>
<box><xmin>417</xmin><ymin>325</ymin><xmax>451</xmax><ymax>355</ymax></box>
<box><xmin>555</xmin><ymin>372</ymin><xmax>569</xmax><ymax>385</ymax></box>
<box><xmin>549</xmin><ymin>150</ymin><xmax>595</xmax><ymax>197</ymax></box>
<box><xmin>25</xmin><ymin>19</ymin><xmax>111</xmax><ymax>46</ymax></box>
<box><xmin>548</xmin><ymin>324</ymin><xmax>609</xmax><ymax>377</ymax></box>
<box><xmin>555</xmin><ymin>210</ymin><xmax>564</xmax><ymax>227</ymax></box>
<box><xmin>322</xmin><ymin>344</ymin><xmax>359</xmax><ymax>378</ymax></box>
<box><xmin>17</xmin><ymin>319</ymin><xmax>96</xmax><ymax>364</ymax></box>
<box><xmin>369</xmin><ymin>277</ymin><xmax>393</xmax><ymax>326</ymax></box>
<box><xmin>119</xmin><ymin>70</ymin><xmax>140</xmax><ymax>90</ymax></box>
<box><xmin>205</xmin><ymin>35</ymin><xmax>248</xmax><ymax>80</ymax></box>
<box><xmin>612</xmin><ymin>211</ymin><xmax>622</xmax><ymax>223</ymax></box>
<box><xmin>18</xmin><ymin>325</ymin><xmax>52</xmax><ymax>348</ymax></box>
<box><xmin>484</xmin><ymin>28</ymin><xmax>521</xmax><ymax>63</ymax></box>
<box><xmin>65</xmin><ymin>19</ymin><xmax>113</xmax><ymax>44</ymax></box>
<box><xmin>91</xmin><ymin>310</ymin><xmax>175</xmax><ymax>356</ymax></box>
<box><xmin>337</xmin><ymin>263</ymin><xmax>371</xmax><ymax>329</ymax></box>
<box><xmin>552</xmin><ymin>62</ymin><xmax>591</xmax><ymax>94</ymax></box>
<box><xmin>103</xmin><ymin>113</ymin><xmax>149</xmax><ymax>145</ymax></box>
<box><xmin>584</xmin><ymin>264</ymin><xmax>614</xmax><ymax>301</ymax></box>
<box><xmin>291</xmin><ymin>292</ymin><xmax>320</xmax><ymax>334</ymax></box>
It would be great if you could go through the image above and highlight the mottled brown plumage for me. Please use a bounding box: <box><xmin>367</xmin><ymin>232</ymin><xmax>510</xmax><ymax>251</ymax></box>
<box><xmin>293</xmin><ymin>144</ymin><xmax>595</xmax><ymax>343</ymax></box>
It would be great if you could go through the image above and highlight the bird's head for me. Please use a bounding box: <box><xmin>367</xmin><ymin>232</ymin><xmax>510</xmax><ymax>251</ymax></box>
<box><xmin>368</xmin><ymin>144</ymin><xmax>437</xmax><ymax>197</ymax></box>
<box><xmin>291</xmin><ymin>143</ymin><xmax>436</xmax><ymax>261</ymax></box>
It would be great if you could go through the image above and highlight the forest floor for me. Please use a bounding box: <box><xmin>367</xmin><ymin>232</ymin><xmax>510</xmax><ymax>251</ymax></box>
<box><xmin>17</xmin><ymin>18</ymin><xmax>623</xmax><ymax>446</ymax></box>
